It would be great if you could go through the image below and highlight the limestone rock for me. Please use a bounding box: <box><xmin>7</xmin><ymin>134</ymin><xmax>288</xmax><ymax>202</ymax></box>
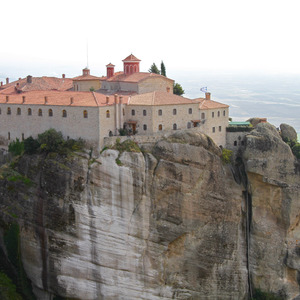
<box><xmin>280</xmin><ymin>123</ymin><xmax>298</xmax><ymax>142</ymax></box>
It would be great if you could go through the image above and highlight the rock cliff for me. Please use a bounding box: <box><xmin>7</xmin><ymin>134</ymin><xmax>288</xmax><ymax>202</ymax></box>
<box><xmin>0</xmin><ymin>125</ymin><xmax>299</xmax><ymax>299</ymax></box>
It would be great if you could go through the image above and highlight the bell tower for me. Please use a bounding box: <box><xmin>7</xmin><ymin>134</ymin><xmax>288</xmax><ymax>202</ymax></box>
<box><xmin>123</xmin><ymin>54</ymin><xmax>141</xmax><ymax>76</ymax></box>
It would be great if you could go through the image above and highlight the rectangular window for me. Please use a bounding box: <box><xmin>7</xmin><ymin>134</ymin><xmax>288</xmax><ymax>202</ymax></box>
<box><xmin>219</xmin><ymin>126</ymin><xmax>222</xmax><ymax>132</ymax></box>
<box><xmin>158</xmin><ymin>109</ymin><xmax>162</xmax><ymax>116</ymax></box>
<box><xmin>212</xmin><ymin>127</ymin><xmax>215</xmax><ymax>133</ymax></box>
<box><xmin>212</xmin><ymin>112</ymin><xmax>214</xmax><ymax>118</ymax></box>
<box><xmin>143</xmin><ymin>110</ymin><xmax>147</xmax><ymax>116</ymax></box>
<box><xmin>223</xmin><ymin>110</ymin><xmax>226</xmax><ymax>116</ymax></box>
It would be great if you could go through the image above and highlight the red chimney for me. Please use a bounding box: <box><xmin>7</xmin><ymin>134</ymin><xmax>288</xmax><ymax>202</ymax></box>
<box><xmin>106</xmin><ymin>63</ymin><xmax>115</xmax><ymax>79</ymax></box>
<box><xmin>82</xmin><ymin>68</ymin><xmax>90</xmax><ymax>76</ymax></box>
<box><xmin>62</xmin><ymin>74</ymin><xmax>65</xmax><ymax>79</ymax></box>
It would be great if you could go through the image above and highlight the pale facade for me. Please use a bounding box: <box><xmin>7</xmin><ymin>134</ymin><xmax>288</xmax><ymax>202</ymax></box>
<box><xmin>0</xmin><ymin>54</ymin><xmax>230</xmax><ymax>150</ymax></box>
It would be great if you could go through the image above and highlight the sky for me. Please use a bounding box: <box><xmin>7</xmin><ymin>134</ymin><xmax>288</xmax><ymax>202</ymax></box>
<box><xmin>1</xmin><ymin>0</ymin><xmax>300</xmax><ymax>82</ymax></box>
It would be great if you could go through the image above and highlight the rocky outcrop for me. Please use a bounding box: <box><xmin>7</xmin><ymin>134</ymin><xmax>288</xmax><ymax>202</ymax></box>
<box><xmin>280</xmin><ymin>123</ymin><xmax>298</xmax><ymax>142</ymax></box>
<box><xmin>243</xmin><ymin>123</ymin><xmax>300</xmax><ymax>299</ymax></box>
<box><xmin>0</xmin><ymin>127</ymin><xmax>299</xmax><ymax>299</ymax></box>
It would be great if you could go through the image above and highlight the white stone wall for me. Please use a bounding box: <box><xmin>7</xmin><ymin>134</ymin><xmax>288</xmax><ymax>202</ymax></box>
<box><xmin>0</xmin><ymin>103</ymin><xmax>101</xmax><ymax>149</ymax></box>
<box><xmin>73</xmin><ymin>80</ymin><xmax>101</xmax><ymax>92</ymax></box>
<box><xmin>138</xmin><ymin>77</ymin><xmax>173</xmax><ymax>94</ymax></box>
<box><xmin>199</xmin><ymin>107</ymin><xmax>229</xmax><ymax>147</ymax></box>
<box><xmin>124</xmin><ymin>103</ymin><xmax>200</xmax><ymax>135</ymax></box>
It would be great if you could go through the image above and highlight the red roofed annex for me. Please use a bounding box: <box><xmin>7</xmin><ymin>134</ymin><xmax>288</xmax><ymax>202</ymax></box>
<box><xmin>0</xmin><ymin>54</ymin><xmax>229</xmax><ymax>150</ymax></box>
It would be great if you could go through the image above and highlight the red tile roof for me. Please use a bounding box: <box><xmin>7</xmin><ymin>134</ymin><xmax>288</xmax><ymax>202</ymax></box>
<box><xmin>128</xmin><ymin>91</ymin><xmax>196</xmax><ymax>106</ymax></box>
<box><xmin>195</xmin><ymin>98</ymin><xmax>229</xmax><ymax>109</ymax></box>
<box><xmin>0</xmin><ymin>76</ymin><xmax>73</xmax><ymax>93</ymax></box>
<box><xmin>106</xmin><ymin>72</ymin><xmax>173</xmax><ymax>83</ymax></box>
<box><xmin>123</xmin><ymin>54</ymin><xmax>141</xmax><ymax>62</ymax></box>
<box><xmin>72</xmin><ymin>74</ymin><xmax>103</xmax><ymax>81</ymax></box>
<box><xmin>0</xmin><ymin>91</ymin><xmax>128</xmax><ymax>107</ymax></box>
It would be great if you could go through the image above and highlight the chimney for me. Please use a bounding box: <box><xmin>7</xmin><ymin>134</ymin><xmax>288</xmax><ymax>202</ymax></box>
<box><xmin>83</xmin><ymin>68</ymin><xmax>90</xmax><ymax>76</ymax></box>
<box><xmin>62</xmin><ymin>74</ymin><xmax>65</xmax><ymax>79</ymax></box>
<box><xmin>6</xmin><ymin>78</ymin><xmax>9</xmax><ymax>85</ymax></box>
<box><xmin>106</xmin><ymin>63</ymin><xmax>115</xmax><ymax>79</ymax></box>
<box><xmin>22</xmin><ymin>96</ymin><xmax>26</xmax><ymax>103</ymax></box>
<box><xmin>19</xmin><ymin>78</ymin><xmax>21</xmax><ymax>80</ymax></box>
<box><xmin>27</xmin><ymin>75</ymin><xmax>32</xmax><ymax>83</ymax></box>
<box><xmin>106</xmin><ymin>96</ymin><xmax>109</xmax><ymax>104</ymax></box>
<box><xmin>205</xmin><ymin>92</ymin><xmax>211</xmax><ymax>100</ymax></box>
<box><xmin>166</xmin><ymin>87</ymin><xmax>170</xmax><ymax>93</ymax></box>
<box><xmin>70</xmin><ymin>97</ymin><xmax>74</xmax><ymax>105</ymax></box>
<box><xmin>114</xmin><ymin>94</ymin><xmax>118</xmax><ymax>104</ymax></box>
<box><xmin>1</xmin><ymin>82</ymin><xmax>3</xmax><ymax>87</ymax></box>
<box><xmin>6</xmin><ymin>96</ymin><xmax>9</xmax><ymax>102</ymax></box>
<box><xmin>44</xmin><ymin>96</ymin><xmax>48</xmax><ymax>104</ymax></box>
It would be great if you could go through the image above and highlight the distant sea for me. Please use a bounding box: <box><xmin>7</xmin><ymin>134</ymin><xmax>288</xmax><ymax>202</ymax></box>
<box><xmin>176</xmin><ymin>71</ymin><xmax>300</xmax><ymax>141</ymax></box>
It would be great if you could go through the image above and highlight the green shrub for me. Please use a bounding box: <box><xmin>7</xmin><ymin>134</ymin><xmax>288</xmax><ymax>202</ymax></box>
<box><xmin>221</xmin><ymin>148</ymin><xmax>233</xmax><ymax>164</ymax></box>
<box><xmin>113</xmin><ymin>139</ymin><xmax>141</xmax><ymax>153</ymax></box>
<box><xmin>0</xmin><ymin>272</ymin><xmax>22</xmax><ymax>300</ymax></box>
<box><xmin>38</xmin><ymin>129</ymin><xmax>64</xmax><ymax>153</ymax></box>
<box><xmin>24</xmin><ymin>136</ymin><xmax>40</xmax><ymax>155</ymax></box>
<box><xmin>251</xmin><ymin>288</ymin><xmax>282</xmax><ymax>300</ymax></box>
<box><xmin>8</xmin><ymin>139</ymin><xmax>24</xmax><ymax>156</ymax></box>
<box><xmin>292</xmin><ymin>143</ymin><xmax>300</xmax><ymax>159</ymax></box>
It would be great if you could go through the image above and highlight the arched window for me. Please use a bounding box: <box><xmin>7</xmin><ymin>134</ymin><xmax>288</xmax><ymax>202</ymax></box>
<box><xmin>62</xmin><ymin>110</ymin><xmax>67</xmax><ymax>117</ymax></box>
<box><xmin>158</xmin><ymin>124</ymin><xmax>163</xmax><ymax>131</ymax></box>
<box><xmin>8</xmin><ymin>132</ymin><xmax>10</xmax><ymax>140</ymax></box>
<box><xmin>48</xmin><ymin>109</ymin><xmax>53</xmax><ymax>117</ymax></box>
<box><xmin>212</xmin><ymin>112</ymin><xmax>215</xmax><ymax>118</ymax></box>
<box><xmin>187</xmin><ymin>122</ymin><xmax>191</xmax><ymax>129</ymax></box>
<box><xmin>173</xmin><ymin>108</ymin><xmax>177</xmax><ymax>115</ymax></box>
<box><xmin>173</xmin><ymin>123</ymin><xmax>177</xmax><ymax>130</ymax></box>
<box><xmin>188</xmin><ymin>108</ymin><xmax>192</xmax><ymax>114</ymax></box>
<box><xmin>38</xmin><ymin>109</ymin><xmax>42</xmax><ymax>116</ymax></box>
<box><xmin>130</xmin><ymin>65</ymin><xmax>133</xmax><ymax>74</ymax></box>
<box><xmin>219</xmin><ymin>126</ymin><xmax>222</xmax><ymax>132</ymax></box>
<box><xmin>28</xmin><ymin>108</ymin><xmax>32</xmax><ymax>116</ymax></box>
<box><xmin>143</xmin><ymin>124</ymin><xmax>147</xmax><ymax>130</ymax></box>
<box><xmin>17</xmin><ymin>107</ymin><xmax>21</xmax><ymax>115</ymax></box>
<box><xmin>7</xmin><ymin>107</ymin><xmax>11</xmax><ymax>115</ymax></box>
<box><xmin>83</xmin><ymin>110</ymin><xmax>88</xmax><ymax>118</ymax></box>
<box><xmin>218</xmin><ymin>111</ymin><xmax>220</xmax><ymax>117</ymax></box>
<box><xmin>201</xmin><ymin>112</ymin><xmax>205</xmax><ymax>119</ymax></box>
<box><xmin>106</xmin><ymin>110</ymin><xmax>110</xmax><ymax>118</ymax></box>
<box><xmin>143</xmin><ymin>109</ymin><xmax>147</xmax><ymax>116</ymax></box>
<box><xmin>158</xmin><ymin>109</ymin><xmax>162</xmax><ymax>116</ymax></box>
<box><xmin>223</xmin><ymin>110</ymin><xmax>226</xmax><ymax>116</ymax></box>
<box><xmin>131</xmin><ymin>109</ymin><xmax>135</xmax><ymax>116</ymax></box>
<box><xmin>212</xmin><ymin>127</ymin><xmax>215</xmax><ymax>133</ymax></box>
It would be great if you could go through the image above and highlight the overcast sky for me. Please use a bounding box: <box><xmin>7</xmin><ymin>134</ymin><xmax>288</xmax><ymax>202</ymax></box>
<box><xmin>1</xmin><ymin>0</ymin><xmax>300</xmax><ymax>81</ymax></box>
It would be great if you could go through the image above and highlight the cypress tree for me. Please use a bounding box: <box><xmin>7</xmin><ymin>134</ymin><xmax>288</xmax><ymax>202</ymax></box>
<box><xmin>161</xmin><ymin>61</ymin><xmax>166</xmax><ymax>77</ymax></box>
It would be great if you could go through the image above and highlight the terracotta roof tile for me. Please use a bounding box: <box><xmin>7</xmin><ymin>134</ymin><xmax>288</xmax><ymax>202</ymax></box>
<box><xmin>72</xmin><ymin>74</ymin><xmax>102</xmax><ymax>81</ymax></box>
<box><xmin>122</xmin><ymin>54</ymin><xmax>141</xmax><ymax>62</ymax></box>
<box><xmin>107</xmin><ymin>72</ymin><xmax>173</xmax><ymax>83</ymax></box>
<box><xmin>195</xmin><ymin>98</ymin><xmax>229</xmax><ymax>109</ymax></box>
<box><xmin>128</xmin><ymin>91</ymin><xmax>196</xmax><ymax>106</ymax></box>
<box><xmin>0</xmin><ymin>91</ymin><xmax>128</xmax><ymax>107</ymax></box>
<box><xmin>0</xmin><ymin>76</ymin><xmax>73</xmax><ymax>92</ymax></box>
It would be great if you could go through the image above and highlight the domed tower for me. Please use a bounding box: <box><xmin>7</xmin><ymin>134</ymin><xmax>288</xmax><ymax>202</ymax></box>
<box><xmin>123</xmin><ymin>54</ymin><xmax>141</xmax><ymax>76</ymax></box>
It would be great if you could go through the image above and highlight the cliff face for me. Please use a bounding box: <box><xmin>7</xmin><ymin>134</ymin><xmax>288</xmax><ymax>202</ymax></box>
<box><xmin>0</xmin><ymin>126</ymin><xmax>299</xmax><ymax>299</ymax></box>
<box><xmin>243</xmin><ymin>123</ymin><xmax>300</xmax><ymax>299</ymax></box>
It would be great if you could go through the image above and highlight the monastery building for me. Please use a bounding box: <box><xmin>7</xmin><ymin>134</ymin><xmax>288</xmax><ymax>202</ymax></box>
<box><xmin>0</xmin><ymin>54</ymin><xmax>229</xmax><ymax>150</ymax></box>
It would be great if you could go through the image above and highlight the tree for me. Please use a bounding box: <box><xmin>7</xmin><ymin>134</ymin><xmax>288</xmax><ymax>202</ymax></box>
<box><xmin>148</xmin><ymin>63</ymin><xmax>160</xmax><ymax>74</ymax></box>
<box><xmin>37</xmin><ymin>129</ymin><xmax>64</xmax><ymax>153</ymax></box>
<box><xmin>173</xmin><ymin>82</ymin><xmax>184</xmax><ymax>96</ymax></box>
<box><xmin>24</xmin><ymin>136</ymin><xmax>40</xmax><ymax>155</ymax></box>
<box><xmin>161</xmin><ymin>61</ymin><xmax>166</xmax><ymax>77</ymax></box>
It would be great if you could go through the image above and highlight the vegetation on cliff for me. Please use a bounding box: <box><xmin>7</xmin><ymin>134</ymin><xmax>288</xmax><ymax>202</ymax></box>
<box><xmin>8</xmin><ymin>129</ymin><xmax>85</xmax><ymax>157</ymax></box>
